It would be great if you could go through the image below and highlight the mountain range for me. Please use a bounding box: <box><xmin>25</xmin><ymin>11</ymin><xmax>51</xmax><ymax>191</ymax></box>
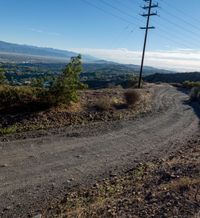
<box><xmin>0</xmin><ymin>40</ymin><xmax>175</xmax><ymax>74</ymax></box>
<box><xmin>0</xmin><ymin>40</ymin><xmax>100</xmax><ymax>63</ymax></box>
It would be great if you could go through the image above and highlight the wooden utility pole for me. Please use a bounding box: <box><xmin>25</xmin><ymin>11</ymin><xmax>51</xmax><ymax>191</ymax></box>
<box><xmin>138</xmin><ymin>0</ymin><xmax>158</xmax><ymax>88</ymax></box>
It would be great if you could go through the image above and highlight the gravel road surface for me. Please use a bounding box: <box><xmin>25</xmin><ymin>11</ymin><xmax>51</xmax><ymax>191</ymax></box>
<box><xmin>0</xmin><ymin>84</ymin><xmax>199</xmax><ymax>217</ymax></box>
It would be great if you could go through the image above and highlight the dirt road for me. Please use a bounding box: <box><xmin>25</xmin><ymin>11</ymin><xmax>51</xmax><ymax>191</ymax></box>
<box><xmin>0</xmin><ymin>84</ymin><xmax>199</xmax><ymax>217</ymax></box>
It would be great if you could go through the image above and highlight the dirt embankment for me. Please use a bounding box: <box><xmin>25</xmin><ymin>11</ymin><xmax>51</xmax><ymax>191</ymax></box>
<box><xmin>0</xmin><ymin>88</ymin><xmax>152</xmax><ymax>136</ymax></box>
<box><xmin>45</xmin><ymin>139</ymin><xmax>200</xmax><ymax>218</ymax></box>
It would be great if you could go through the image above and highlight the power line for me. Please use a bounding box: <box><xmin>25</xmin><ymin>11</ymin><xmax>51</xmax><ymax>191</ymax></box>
<box><xmin>160</xmin><ymin>7</ymin><xmax>200</xmax><ymax>33</ymax></box>
<box><xmin>100</xmin><ymin>0</ymin><xmax>143</xmax><ymax>24</ymax></box>
<box><xmin>113</xmin><ymin>0</ymin><xmax>199</xmax><ymax>49</ymax></box>
<box><xmin>115</xmin><ymin>0</ymin><xmax>141</xmax><ymax>15</ymax></box>
<box><xmin>127</xmin><ymin>0</ymin><xmax>141</xmax><ymax>8</ymax></box>
<box><xmin>156</xmin><ymin>23</ymin><xmax>200</xmax><ymax>49</ymax></box>
<box><xmin>101</xmin><ymin>0</ymin><xmax>199</xmax><ymax>47</ymax></box>
<box><xmin>82</xmin><ymin>0</ymin><xmax>200</xmax><ymax>47</ymax></box>
<box><xmin>107</xmin><ymin>0</ymin><xmax>196</xmax><ymax>47</ymax></box>
<box><xmin>155</xmin><ymin>28</ymin><xmax>195</xmax><ymax>49</ymax></box>
<box><xmin>158</xmin><ymin>16</ymin><xmax>200</xmax><ymax>42</ymax></box>
<box><xmin>81</xmin><ymin>0</ymin><xmax>199</xmax><ymax>59</ymax></box>
<box><xmin>112</xmin><ymin>0</ymin><xmax>200</xmax><ymax>42</ymax></box>
<box><xmin>81</xmin><ymin>0</ymin><xmax>138</xmax><ymax>26</ymax></box>
<box><xmin>81</xmin><ymin>0</ymin><xmax>142</xmax><ymax>49</ymax></box>
<box><xmin>160</xmin><ymin>0</ymin><xmax>200</xmax><ymax>25</ymax></box>
<box><xmin>111</xmin><ymin>25</ymin><xmax>138</xmax><ymax>48</ymax></box>
<box><xmin>114</xmin><ymin>0</ymin><xmax>200</xmax><ymax>46</ymax></box>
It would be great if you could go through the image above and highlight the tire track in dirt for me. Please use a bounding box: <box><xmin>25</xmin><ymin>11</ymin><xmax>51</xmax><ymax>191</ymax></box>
<box><xmin>0</xmin><ymin>84</ymin><xmax>199</xmax><ymax>218</ymax></box>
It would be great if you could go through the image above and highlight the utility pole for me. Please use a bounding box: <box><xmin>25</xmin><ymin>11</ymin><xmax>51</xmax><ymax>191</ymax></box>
<box><xmin>138</xmin><ymin>0</ymin><xmax>158</xmax><ymax>88</ymax></box>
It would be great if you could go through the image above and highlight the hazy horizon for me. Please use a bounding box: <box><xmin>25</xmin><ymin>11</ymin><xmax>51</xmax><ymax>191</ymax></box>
<box><xmin>0</xmin><ymin>0</ymin><xmax>200</xmax><ymax>71</ymax></box>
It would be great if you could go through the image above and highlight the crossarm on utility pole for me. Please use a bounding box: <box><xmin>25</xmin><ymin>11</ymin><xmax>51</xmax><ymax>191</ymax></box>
<box><xmin>138</xmin><ymin>0</ymin><xmax>158</xmax><ymax>88</ymax></box>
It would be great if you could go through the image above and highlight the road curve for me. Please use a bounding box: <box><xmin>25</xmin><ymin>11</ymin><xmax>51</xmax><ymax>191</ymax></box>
<box><xmin>0</xmin><ymin>84</ymin><xmax>199</xmax><ymax>217</ymax></box>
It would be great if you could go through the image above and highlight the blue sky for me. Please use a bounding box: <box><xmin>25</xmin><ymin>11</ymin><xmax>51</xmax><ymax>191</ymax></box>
<box><xmin>0</xmin><ymin>0</ymin><xmax>200</xmax><ymax>71</ymax></box>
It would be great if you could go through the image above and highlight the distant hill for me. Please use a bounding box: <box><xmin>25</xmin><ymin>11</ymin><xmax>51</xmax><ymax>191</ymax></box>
<box><xmin>123</xmin><ymin>64</ymin><xmax>175</xmax><ymax>75</ymax></box>
<box><xmin>82</xmin><ymin>63</ymin><xmax>175</xmax><ymax>76</ymax></box>
<box><xmin>0</xmin><ymin>40</ymin><xmax>176</xmax><ymax>75</ymax></box>
<box><xmin>0</xmin><ymin>40</ymin><xmax>98</xmax><ymax>63</ymax></box>
<box><xmin>145</xmin><ymin>72</ymin><xmax>200</xmax><ymax>83</ymax></box>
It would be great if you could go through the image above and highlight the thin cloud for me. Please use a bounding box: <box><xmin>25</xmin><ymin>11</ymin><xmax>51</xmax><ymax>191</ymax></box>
<box><xmin>71</xmin><ymin>48</ymin><xmax>200</xmax><ymax>72</ymax></box>
<box><xmin>28</xmin><ymin>28</ymin><xmax>61</xmax><ymax>36</ymax></box>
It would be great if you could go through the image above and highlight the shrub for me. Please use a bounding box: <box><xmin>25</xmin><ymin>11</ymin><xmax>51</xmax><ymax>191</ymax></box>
<box><xmin>124</xmin><ymin>90</ymin><xmax>140</xmax><ymax>107</ymax></box>
<box><xmin>197</xmin><ymin>92</ymin><xmax>200</xmax><ymax>103</ymax></box>
<box><xmin>0</xmin><ymin>70</ymin><xmax>7</xmax><ymax>85</ymax></box>
<box><xmin>190</xmin><ymin>87</ymin><xmax>200</xmax><ymax>101</ymax></box>
<box><xmin>183</xmin><ymin>81</ymin><xmax>200</xmax><ymax>88</ymax></box>
<box><xmin>94</xmin><ymin>97</ymin><xmax>113</xmax><ymax>111</ymax></box>
<box><xmin>50</xmin><ymin>55</ymin><xmax>86</xmax><ymax>105</ymax></box>
<box><xmin>121</xmin><ymin>76</ymin><xmax>140</xmax><ymax>89</ymax></box>
<box><xmin>0</xmin><ymin>56</ymin><xmax>86</xmax><ymax>111</ymax></box>
<box><xmin>0</xmin><ymin>85</ymin><xmax>51</xmax><ymax>109</ymax></box>
<box><xmin>0</xmin><ymin>126</ymin><xmax>17</xmax><ymax>135</ymax></box>
<box><xmin>0</xmin><ymin>85</ymin><xmax>37</xmax><ymax>107</ymax></box>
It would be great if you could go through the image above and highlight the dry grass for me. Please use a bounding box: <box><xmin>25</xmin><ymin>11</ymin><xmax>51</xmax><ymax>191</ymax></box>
<box><xmin>45</xmin><ymin>141</ymin><xmax>200</xmax><ymax>218</ymax></box>
<box><xmin>94</xmin><ymin>96</ymin><xmax>114</xmax><ymax>111</ymax></box>
<box><xmin>0</xmin><ymin>88</ymin><xmax>152</xmax><ymax>135</ymax></box>
<box><xmin>124</xmin><ymin>90</ymin><xmax>140</xmax><ymax>107</ymax></box>
<box><xmin>161</xmin><ymin>177</ymin><xmax>200</xmax><ymax>192</ymax></box>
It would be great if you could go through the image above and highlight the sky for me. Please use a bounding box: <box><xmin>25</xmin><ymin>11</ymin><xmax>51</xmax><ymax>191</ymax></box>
<box><xmin>0</xmin><ymin>0</ymin><xmax>200</xmax><ymax>71</ymax></box>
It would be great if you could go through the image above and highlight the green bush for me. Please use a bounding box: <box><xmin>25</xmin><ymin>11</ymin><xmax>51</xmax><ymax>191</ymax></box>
<box><xmin>121</xmin><ymin>75</ymin><xmax>140</xmax><ymax>89</ymax></box>
<box><xmin>183</xmin><ymin>81</ymin><xmax>200</xmax><ymax>88</ymax></box>
<box><xmin>0</xmin><ymin>126</ymin><xmax>17</xmax><ymax>135</ymax></box>
<box><xmin>0</xmin><ymin>70</ymin><xmax>7</xmax><ymax>85</ymax></box>
<box><xmin>124</xmin><ymin>90</ymin><xmax>140</xmax><ymax>107</ymax></box>
<box><xmin>0</xmin><ymin>85</ymin><xmax>38</xmax><ymax>107</ymax></box>
<box><xmin>50</xmin><ymin>55</ymin><xmax>86</xmax><ymax>105</ymax></box>
<box><xmin>0</xmin><ymin>55</ymin><xmax>86</xmax><ymax>110</ymax></box>
<box><xmin>190</xmin><ymin>87</ymin><xmax>200</xmax><ymax>101</ymax></box>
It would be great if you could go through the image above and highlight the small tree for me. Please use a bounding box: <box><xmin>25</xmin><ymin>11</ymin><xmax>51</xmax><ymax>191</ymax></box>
<box><xmin>51</xmin><ymin>55</ymin><xmax>86</xmax><ymax>105</ymax></box>
<box><xmin>31</xmin><ymin>77</ymin><xmax>44</xmax><ymax>88</ymax></box>
<box><xmin>0</xmin><ymin>69</ymin><xmax>7</xmax><ymax>85</ymax></box>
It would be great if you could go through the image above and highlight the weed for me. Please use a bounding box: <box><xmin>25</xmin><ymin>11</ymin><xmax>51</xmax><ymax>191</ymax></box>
<box><xmin>94</xmin><ymin>97</ymin><xmax>113</xmax><ymax>111</ymax></box>
<box><xmin>183</xmin><ymin>81</ymin><xmax>200</xmax><ymax>88</ymax></box>
<box><xmin>190</xmin><ymin>87</ymin><xmax>200</xmax><ymax>101</ymax></box>
<box><xmin>124</xmin><ymin>90</ymin><xmax>140</xmax><ymax>107</ymax></box>
<box><xmin>0</xmin><ymin>126</ymin><xmax>17</xmax><ymax>135</ymax></box>
<box><xmin>161</xmin><ymin>177</ymin><xmax>200</xmax><ymax>192</ymax></box>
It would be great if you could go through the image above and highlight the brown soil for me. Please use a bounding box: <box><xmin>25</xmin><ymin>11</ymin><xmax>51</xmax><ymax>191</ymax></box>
<box><xmin>0</xmin><ymin>84</ymin><xmax>199</xmax><ymax>218</ymax></box>
<box><xmin>0</xmin><ymin>88</ymin><xmax>152</xmax><ymax>135</ymax></box>
<box><xmin>45</xmin><ymin>139</ymin><xmax>200</xmax><ymax>218</ymax></box>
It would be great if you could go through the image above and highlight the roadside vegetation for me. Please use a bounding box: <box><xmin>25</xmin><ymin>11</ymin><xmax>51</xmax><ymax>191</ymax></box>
<box><xmin>182</xmin><ymin>81</ymin><xmax>200</xmax><ymax>89</ymax></box>
<box><xmin>0</xmin><ymin>56</ymin><xmax>150</xmax><ymax>136</ymax></box>
<box><xmin>0</xmin><ymin>55</ymin><xmax>85</xmax><ymax>110</ymax></box>
<box><xmin>0</xmin><ymin>88</ymin><xmax>151</xmax><ymax>136</ymax></box>
<box><xmin>2</xmin><ymin>61</ymin><xmax>140</xmax><ymax>89</ymax></box>
<box><xmin>94</xmin><ymin>96</ymin><xmax>114</xmax><ymax>111</ymax></box>
<box><xmin>190</xmin><ymin>87</ymin><xmax>200</xmax><ymax>102</ymax></box>
<box><xmin>145</xmin><ymin>72</ymin><xmax>200</xmax><ymax>84</ymax></box>
<box><xmin>0</xmin><ymin>125</ymin><xmax>17</xmax><ymax>135</ymax></box>
<box><xmin>0</xmin><ymin>69</ymin><xmax>7</xmax><ymax>85</ymax></box>
<box><xmin>181</xmin><ymin>81</ymin><xmax>200</xmax><ymax>103</ymax></box>
<box><xmin>124</xmin><ymin>90</ymin><xmax>140</xmax><ymax>107</ymax></box>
